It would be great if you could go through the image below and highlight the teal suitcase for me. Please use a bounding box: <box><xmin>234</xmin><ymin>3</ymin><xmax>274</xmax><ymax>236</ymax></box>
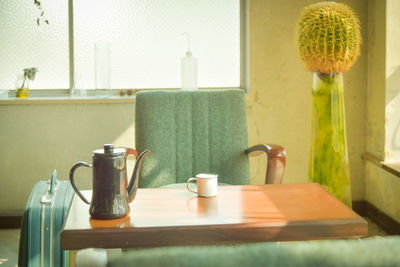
<box><xmin>18</xmin><ymin>170</ymin><xmax>74</xmax><ymax>267</ymax></box>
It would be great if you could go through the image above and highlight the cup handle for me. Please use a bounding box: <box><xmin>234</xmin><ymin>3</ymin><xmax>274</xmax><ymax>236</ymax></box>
<box><xmin>69</xmin><ymin>162</ymin><xmax>92</xmax><ymax>204</ymax></box>
<box><xmin>186</xmin><ymin>177</ymin><xmax>197</xmax><ymax>194</ymax></box>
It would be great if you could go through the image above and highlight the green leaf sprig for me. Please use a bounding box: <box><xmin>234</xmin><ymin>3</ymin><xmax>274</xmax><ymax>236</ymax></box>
<box><xmin>34</xmin><ymin>0</ymin><xmax>49</xmax><ymax>26</ymax></box>
<box><xmin>20</xmin><ymin>68</ymin><xmax>38</xmax><ymax>89</ymax></box>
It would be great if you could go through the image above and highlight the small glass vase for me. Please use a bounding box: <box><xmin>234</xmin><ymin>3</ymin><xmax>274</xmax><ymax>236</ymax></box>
<box><xmin>309</xmin><ymin>72</ymin><xmax>352</xmax><ymax>207</ymax></box>
<box><xmin>15</xmin><ymin>74</ymin><xmax>29</xmax><ymax>98</ymax></box>
<box><xmin>94</xmin><ymin>42</ymin><xmax>111</xmax><ymax>98</ymax></box>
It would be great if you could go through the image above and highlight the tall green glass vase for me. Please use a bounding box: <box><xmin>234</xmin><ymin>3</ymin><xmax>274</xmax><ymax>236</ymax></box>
<box><xmin>309</xmin><ymin>72</ymin><xmax>352</xmax><ymax>208</ymax></box>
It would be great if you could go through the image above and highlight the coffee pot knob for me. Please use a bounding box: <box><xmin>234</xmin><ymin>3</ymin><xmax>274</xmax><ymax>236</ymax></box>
<box><xmin>104</xmin><ymin>144</ymin><xmax>114</xmax><ymax>154</ymax></box>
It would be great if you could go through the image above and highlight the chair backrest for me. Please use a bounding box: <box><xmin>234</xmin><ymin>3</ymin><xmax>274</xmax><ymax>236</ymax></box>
<box><xmin>135</xmin><ymin>89</ymin><xmax>250</xmax><ymax>187</ymax></box>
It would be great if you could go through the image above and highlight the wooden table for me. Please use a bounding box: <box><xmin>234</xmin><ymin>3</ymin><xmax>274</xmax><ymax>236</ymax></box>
<box><xmin>61</xmin><ymin>183</ymin><xmax>367</xmax><ymax>250</ymax></box>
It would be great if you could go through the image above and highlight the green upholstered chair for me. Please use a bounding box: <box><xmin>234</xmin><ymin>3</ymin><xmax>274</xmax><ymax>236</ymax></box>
<box><xmin>135</xmin><ymin>89</ymin><xmax>286</xmax><ymax>188</ymax></box>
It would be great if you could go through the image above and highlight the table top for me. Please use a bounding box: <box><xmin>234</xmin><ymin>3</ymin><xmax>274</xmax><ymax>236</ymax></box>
<box><xmin>61</xmin><ymin>183</ymin><xmax>367</xmax><ymax>250</ymax></box>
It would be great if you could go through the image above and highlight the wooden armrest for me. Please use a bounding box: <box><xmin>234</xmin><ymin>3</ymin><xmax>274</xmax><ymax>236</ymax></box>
<box><xmin>245</xmin><ymin>144</ymin><xmax>286</xmax><ymax>184</ymax></box>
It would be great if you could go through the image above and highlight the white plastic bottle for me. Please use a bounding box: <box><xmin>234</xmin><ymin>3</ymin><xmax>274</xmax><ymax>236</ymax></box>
<box><xmin>181</xmin><ymin>33</ymin><xmax>198</xmax><ymax>90</ymax></box>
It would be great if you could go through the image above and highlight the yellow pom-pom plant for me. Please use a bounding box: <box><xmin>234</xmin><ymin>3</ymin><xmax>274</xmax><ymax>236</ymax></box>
<box><xmin>296</xmin><ymin>2</ymin><xmax>362</xmax><ymax>208</ymax></box>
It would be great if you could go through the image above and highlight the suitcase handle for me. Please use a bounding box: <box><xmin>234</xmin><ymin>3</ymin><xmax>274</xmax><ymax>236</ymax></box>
<box><xmin>49</xmin><ymin>169</ymin><xmax>57</xmax><ymax>194</ymax></box>
<box><xmin>70</xmin><ymin>162</ymin><xmax>92</xmax><ymax>204</ymax></box>
<box><xmin>41</xmin><ymin>170</ymin><xmax>58</xmax><ymax>204</ymax></box>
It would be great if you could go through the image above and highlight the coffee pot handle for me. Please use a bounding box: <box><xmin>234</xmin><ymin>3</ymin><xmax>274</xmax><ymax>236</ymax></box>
<box><xmin>126</xmin><ymin>148</ymin><xmax>138</xmax><ymax>159</ymax></box>
<box><xmin>70</xmin><ymin>162</ymin><xmax>92</xmax><ymax>204</ymax></box>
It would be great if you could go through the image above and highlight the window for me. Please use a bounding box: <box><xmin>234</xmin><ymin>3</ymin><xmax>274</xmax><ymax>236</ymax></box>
<box><xmin>0</xmin><ymin>0</ymin><xmax>247</xmax><ymax>93</ymax></box>
<box><xmin>0</xmin><ymin>0</ymin><xmax>69</xmax><ymax>89</ymax></box>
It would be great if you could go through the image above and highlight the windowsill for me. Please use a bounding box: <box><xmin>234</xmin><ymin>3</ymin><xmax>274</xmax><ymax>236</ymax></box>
<box><xmin>0</xmin><ymin>87</ymin><xmax>245</xmax><ymax>105</ymax></box>
<box><xmin>0</xmin><ymin>89</ymin><xmax>138</xmax><ymax>104</ymax></box>
<box><xmin>362</xmin><ymin>152</ymin><xmax>400</xmax><ymax>178</ymax></box>
<box><xmin>0</xmin><ymin>95</ymin><xmax>135</xmax><ymax>105</ymax></box>
<box><xmin>381</xmin><ymin>162</ymin><xmax>400</xmax><ymax>178</ymax></box>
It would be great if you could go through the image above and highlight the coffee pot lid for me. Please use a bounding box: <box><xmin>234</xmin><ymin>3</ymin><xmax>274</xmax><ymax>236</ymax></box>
<box><xmin>93</xmin><ymin>144</ymin><xmax>126</xmax><ymax>156</ymax></box>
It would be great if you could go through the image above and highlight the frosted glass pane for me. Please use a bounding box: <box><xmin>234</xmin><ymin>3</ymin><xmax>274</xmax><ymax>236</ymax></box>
<box><xmin>0</xmin><ymin>0</ymin><xmax>69</xmax><ymax>90</ymax></box>
<box><xmin>74</xmin><ymin>0</ymin><xmax>240</xmax><ymax>89</ymax></box>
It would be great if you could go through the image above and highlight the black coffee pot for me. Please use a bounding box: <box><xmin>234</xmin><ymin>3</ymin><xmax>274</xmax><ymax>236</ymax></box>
<box><xmin>70</xmin><ymin>144</ymin><xmax>150</xmax><ymax>219</ymax></box>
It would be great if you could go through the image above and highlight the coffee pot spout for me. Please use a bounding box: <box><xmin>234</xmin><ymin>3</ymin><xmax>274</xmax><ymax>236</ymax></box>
<box><xmin>127</xmin><ymin>149</ymin><xmax>151</xmax><ymax>202</ymax></box>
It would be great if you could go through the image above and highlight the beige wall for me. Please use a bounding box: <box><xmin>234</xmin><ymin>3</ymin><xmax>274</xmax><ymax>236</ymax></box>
<box><xmin>365</xmin><ymin>162</ymin><xmax>400</xmax><ymax>222</ymax></box>
<box><xmin>364</xmin><ymin>0</ymin><xmax>400</xmax><ymax>222</ymax></box>
<box><xmin>0</xmin><ymin>103</ymin><xmax>135</xmax><ymax>214</ymax></box>
<box><xmin>248</xmin><ymin>0</ymin><xmax>368</xmax><ymax>204</ymax></box>
<box><xmin>386</xmin><ymin>0</ymin><xmax>400</xmax><ymax>160</ymax></box>
<box><xmin>366</xmin><ymin>0</ymin><xmax>386</xmax><ymax>158</ymax></box>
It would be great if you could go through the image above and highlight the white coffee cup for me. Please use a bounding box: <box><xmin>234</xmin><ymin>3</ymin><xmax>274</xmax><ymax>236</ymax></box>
<box><xmin>186</xmin><ymin>173</ymin><xmax>218</xmax><ymax>197</ymax></box>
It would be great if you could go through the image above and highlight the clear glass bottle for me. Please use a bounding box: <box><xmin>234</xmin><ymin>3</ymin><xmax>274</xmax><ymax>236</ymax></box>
<box><xmin>94</xmin><ymin>42</ymin><xmax>111</xmax><ymax>98</ymax></box>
